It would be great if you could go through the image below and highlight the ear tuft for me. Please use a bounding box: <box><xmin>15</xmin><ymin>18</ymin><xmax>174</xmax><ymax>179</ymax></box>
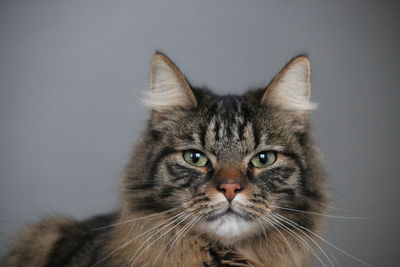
<box><xmin>261</xmin><ymin>56</ymin><xmax>317</xmax><ymax>112</ymax></box>
<box><xmin>142</xmin><ymin>53</ymin><xmax>197</xmax><ymax>112</ymax></box>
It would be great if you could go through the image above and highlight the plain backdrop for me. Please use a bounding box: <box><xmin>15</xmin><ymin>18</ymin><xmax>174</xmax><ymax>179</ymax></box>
<box><xmin>0</xmin><ymin>1</ymin><xmax>399</xmax><ymax>266</ymax></box>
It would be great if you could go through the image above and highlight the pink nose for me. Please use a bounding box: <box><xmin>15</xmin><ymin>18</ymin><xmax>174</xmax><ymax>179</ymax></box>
<box><xmin>218</xmin><ymin>183</ymin><xmax>242</xmax><ymax>201</ymax></box>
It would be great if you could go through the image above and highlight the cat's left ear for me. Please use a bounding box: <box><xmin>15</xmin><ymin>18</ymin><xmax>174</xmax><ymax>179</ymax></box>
<box><xmin>143</xmin><ymin>53</ymin><xmax>197</xmax><ymax>112</ymax></box>
<box><xmin>261</xmin><ymin>56</ymin><xmax>317</xmax><ymax>114</ymax></box>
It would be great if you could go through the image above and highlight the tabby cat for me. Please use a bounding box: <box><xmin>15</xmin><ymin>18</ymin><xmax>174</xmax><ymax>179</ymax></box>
<box><xmin>1</xmin><ymin>53</ymin><xmax>328</xmax><ymax>267</ymax></box>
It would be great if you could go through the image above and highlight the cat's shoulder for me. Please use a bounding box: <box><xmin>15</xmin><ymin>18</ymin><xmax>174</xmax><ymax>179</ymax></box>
<box><xmin>1</xmin><ymin>213</ymin><xmax>116</xmax><ymax>267</ymax></box>
<box><xmin>1</xmin><ymin>216</ymin><xmax>77</xmax><ymax>266</ymax></box>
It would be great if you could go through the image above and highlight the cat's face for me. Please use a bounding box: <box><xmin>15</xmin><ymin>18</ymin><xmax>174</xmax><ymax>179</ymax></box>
<box><xmin>125</xmin><ymin>53</ymin><xmax>326</xmax><ymax>245</ymax></box>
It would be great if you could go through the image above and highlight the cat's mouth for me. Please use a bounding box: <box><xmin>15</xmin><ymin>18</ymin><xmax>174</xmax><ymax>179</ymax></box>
<box><xmin>197</xmin><ymin>205</ymin><xmax>260</xmax><ymax>242</ymax></box>
<box><xmin>205</xmin><ymin>206</ymin><xmax>252</xmax><ymax>222</ymax></box>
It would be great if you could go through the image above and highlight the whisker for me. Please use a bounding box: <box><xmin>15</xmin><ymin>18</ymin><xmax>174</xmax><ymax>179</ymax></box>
<box><xmin>262</xmin><ymin>216</ymin><xmax>300</xmax><ymax>267</ymax></box>
<box><xmin>92</xmin><ymin>208</ymin><xmax>178</xmax><ymax>230</ymax></box>
<box><xmin>90</xmin><ymin>211</ymin><xmax>184</xmax><ymax>267</ymax></box>
<box><xmin>272</xmin><ymin>213</ymin><xmax>335</xmax><ymax>267</ymax></box>
<box><xmin>316</xmin><ymin>202</ymin><xmax>341</xmax><ymax>211</ymax></box>
<box><xmin>161</xmin><ymin>215</ymin><xmax>203</xmax><ymax>267</ymax></box>
<box><xmin>127</xmin><ymin>214</ymin><xmax>190</xmax><ymax>266</ymax></box>
<box><xmin>271</xmin><ymin>206</ymin><xmax>372</xmax><ymax>219</ymax></box>
<box><xmin>329</xmin><ymin>252</ymin><xmax>341</xmax><ymax>267</ymax></box>
<box><xmin>153</xmin><ymin>215</ymin><xmax>198</xmax><ymax>265</ymax></box>
<box><xmin>273</xmin><ymin>214</ymin><xmax>373</xmax><ymax>267</ymax></box>
<box><xmin>256</xmin><ymin>217</ymin><xmax>268</xmax><ymax>238</ymax></box>
<box><xmin>302</xmin><ymin>226</ymin><xmax>373</xmax><ymax>266</ymax></box>
<box><xmin>269</xmin><ymin>214</ymin><xmax>331</xmax><ymax>267</ymax></box>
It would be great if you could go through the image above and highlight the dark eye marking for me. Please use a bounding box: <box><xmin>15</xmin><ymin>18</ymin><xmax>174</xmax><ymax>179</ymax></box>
<box><xmin>165</xmin><ymin>163</ymin><xmax>208</xmax><ymax>191</ymax></box>
<box><xmin>258</xmin><ymin>167</ymin><xmax>296</xmax><ymax>182</ymax></box>
<box><xmin>166</xmin><ymin>163</ymin><xmax>203</xmax><ymax>183</ymax></box>
<box><xmin>280</xmin><ymin>151</ymin><xmax>306</xmax><ymax>171</ymax></box>
<box><xmin>278</xmin><ymin>151</ymin><xmax>322</xmax><ymax>199</ymax></box>
<box><xmin>131</xmin><ymin>147</ymin><xmax>176</xmax><ymax>190</ymax></box>
<box><xmin>254</xmin><ymin>167</ymin><xmax>297</xmax><ymax>194</ymax></box>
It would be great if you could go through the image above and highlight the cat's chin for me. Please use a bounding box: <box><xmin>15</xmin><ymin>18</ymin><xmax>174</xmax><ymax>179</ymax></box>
<box><xmin>197</xmin><ymin>213</ymin><xmax>259</xmax><ymax>245</ymax></box>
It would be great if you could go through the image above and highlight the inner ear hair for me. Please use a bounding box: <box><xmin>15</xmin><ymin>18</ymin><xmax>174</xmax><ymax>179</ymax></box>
<box><xmin>261</xmin><ymin>56</ymin><xmax>317</xmax><ymax>113</ymax></box>
<box><xmin>142</xmin><ymin>52</ymin><xmax>198</xmax><ymax>113</ymax></box>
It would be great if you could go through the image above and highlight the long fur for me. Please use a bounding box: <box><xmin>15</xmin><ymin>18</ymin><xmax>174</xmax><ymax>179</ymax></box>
<box><xmin>1</xmin><ymin>54</ymin><xmax>328</xmax><ymax>267</ymax></box>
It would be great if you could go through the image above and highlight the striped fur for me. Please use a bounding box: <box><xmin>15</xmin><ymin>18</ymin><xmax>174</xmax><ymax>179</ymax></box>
<box><xmin>1</xmin><ymin>53</ymin><xmax>328</xmax><ymax>267</ymax></box>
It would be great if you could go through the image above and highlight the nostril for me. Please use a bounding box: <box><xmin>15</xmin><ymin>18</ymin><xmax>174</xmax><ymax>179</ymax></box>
<box><xmin>217</xmin><ymin>182</ymin><xmax>243</xmax><ymax>201</ymax></box>
<box><xmin>218</xmin><ymin>187</ymin><xmax>226</xmax><ymax>193</ymax></box>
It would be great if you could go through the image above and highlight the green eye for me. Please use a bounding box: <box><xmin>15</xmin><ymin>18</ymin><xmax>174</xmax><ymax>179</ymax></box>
<box><xmin>183</xmin><ymin>150</ymin><xmax>209</xmax><ymax>167</ymax></box>
<box><xmin>250</xmin><ymin>151</ymin><xmax>277</xmax><ymax>168</ymax></box>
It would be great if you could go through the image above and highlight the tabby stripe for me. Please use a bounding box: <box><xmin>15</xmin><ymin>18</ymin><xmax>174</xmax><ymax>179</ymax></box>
<box><xmin>237</xmin><ymin>120</ymin><xmax>247</xmax><ymax>141</ymax></box>
<box><xmin>199</xmin><ymin>124</ymin><xmax>207</xmax><ymax>148</ymax></box>
<box><xmin>252</xmin><ymin>125</ymin><xmax>260</xmax><ymax>149</ymax></box>
<box><xmin>165</xmin><ymin>163</ymin><xmax>204</xmax><ymax>192</ymax></box>
<box><xmin>138</xmin><ymin>147</ymin><xmax>176</xmax><ymax>189</ymax></box>
<box><xmin>166</xmin><ymin>163</ymin><xmax>202</xmax><ymax>183</ymax></box>
<box><xmin>225</xmin><ymin>120</ymin><xmax>233</xmax><ymax>138</ymax></box>
<box><xmin>149</xmin><ymin>129</ymin><xmax>161</xmax><ymax>141</ymax></box>
<box><xmin>281</xmin><ymin>151</ymin><xmax>322</xmax><ymax>201</ymax></box>
<box><xmin>294</xmin><ymin>131</ymin><xmax>308</xmax><ymax>147</ymax></box>
<box><xmin>214</xmin><ymin>119</ymin><xmax>220</xmax><ymax>141</ymax></box>
<box><xmin>266</xmin><ymin>167</ymin><xmax>296</xmax><ymax>183</ymax></box>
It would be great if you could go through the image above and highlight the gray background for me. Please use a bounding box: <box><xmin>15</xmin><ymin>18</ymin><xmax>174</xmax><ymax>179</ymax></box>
<box><xmin>0</xmin><ymin>1</ymin><xmax>399</xmax><ymax>266</ymax></box>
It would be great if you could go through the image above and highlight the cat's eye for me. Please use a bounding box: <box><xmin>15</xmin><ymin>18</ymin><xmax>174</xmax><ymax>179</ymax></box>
<box><xmin>183</xmin><ymin>150</ymin><xmax>209</xmax><ymax>167</ymax></box>
<box><xmin>250</xmin><ymin>151</ymin><xmax>277</xmax><ymax>168</ymax></box>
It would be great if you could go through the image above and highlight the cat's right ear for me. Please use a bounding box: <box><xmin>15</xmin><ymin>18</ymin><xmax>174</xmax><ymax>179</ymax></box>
<box><xmin>142</xmin><ymin>53</ymin><xmax>197</xmax><ymax>114</ymax></box>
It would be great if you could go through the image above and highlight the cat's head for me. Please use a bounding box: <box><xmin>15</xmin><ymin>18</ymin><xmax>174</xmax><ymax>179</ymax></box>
<box><xmin>124</xmin><ymin>53</ymin><xmax>327</xmax><ymax>245</ymax></box>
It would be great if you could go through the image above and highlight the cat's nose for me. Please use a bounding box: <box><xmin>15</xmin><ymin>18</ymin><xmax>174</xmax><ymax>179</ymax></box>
<box><xmin>217</xmin><ymin>181</ymin><xmax>243</xmax><ymax>201</ymax></box>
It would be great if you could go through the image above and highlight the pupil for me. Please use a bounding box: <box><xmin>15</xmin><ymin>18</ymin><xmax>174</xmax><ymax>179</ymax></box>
<box><xmin>192</xmin><ymin>153</ymin><xmax>200</xmax><ymax>163</ymax></box>
<box><xmin>259</xmin><ymin>153</ymin><xmax>267</xmax><ymax>164</ymax></box>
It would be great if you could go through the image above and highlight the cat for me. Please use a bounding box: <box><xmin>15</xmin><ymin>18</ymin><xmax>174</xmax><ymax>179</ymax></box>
<box><xmin>1</xmin><ymin>53</ymin><xmax>328</xmax><ymax>267</ymax></box>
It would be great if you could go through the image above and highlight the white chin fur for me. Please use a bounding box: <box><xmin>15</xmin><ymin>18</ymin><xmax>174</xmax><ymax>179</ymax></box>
<box><xmin>198</xmin><ymin>214</ymin><xmax>259</xmax><ymax>244</ymax></box>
